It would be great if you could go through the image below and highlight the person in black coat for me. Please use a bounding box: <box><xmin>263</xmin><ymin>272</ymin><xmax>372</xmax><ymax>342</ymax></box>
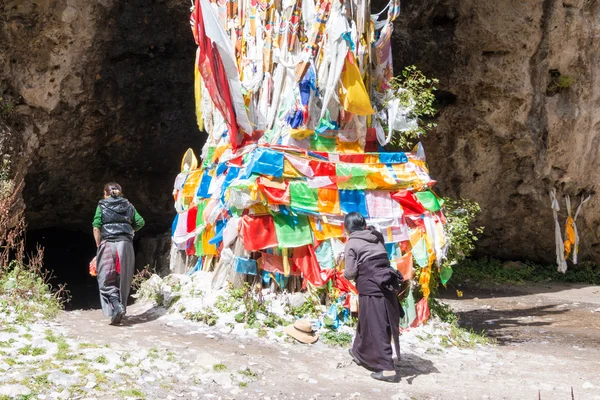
<box><xmin>343</xmin><ymin>212</ymin><xmax>401</xmax><ymax>383</ymax></box>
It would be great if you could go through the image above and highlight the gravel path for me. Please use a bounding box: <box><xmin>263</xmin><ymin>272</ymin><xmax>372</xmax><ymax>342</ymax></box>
<box><xmin>2</xmin><ymin>282</ymin><xmax>600</xmax><ymax>399</ymax></box>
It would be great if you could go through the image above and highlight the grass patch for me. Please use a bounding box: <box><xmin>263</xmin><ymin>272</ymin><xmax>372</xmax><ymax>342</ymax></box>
<box><xmin>45</xmin><ymin>330</ymin><xmax>60</xmax><ymax>343</ymax></box>
<box><xmin>257</xmin><ymin>327</ymin><xmax>268</xmax><ymax>338</ymax></box>
<box><xmin>214</xmin><ymin>295</ymin><xmax>238</xmax><ymax>313</ymax></box>
<box><xmin>119</xmin><ymin>389</ymin><xmax>145</xmax><ymax>399</ymax></box>
<box><xmin>56</xmin><ymin>340</ymin><xmax>75</xmax><ymax>360</ymax></box>
<box><xmin>185</xmin><ymin>308</ymin><xmax>218</xmax><ymax>326</ymax></box>
<box><xmin>440</xmin><ymin>324</ymin><xmax>495</xmax><ymax>348</ymax></box>
<box><xmin>286</xmin><ymin>298</ymin><xmax>319</xmax><ymax>319</ymax></box>
<box><xmin>213</xmin><ymin>363</ymin><xmax>227</xmax><ymax>372</ymax></box>
<box><xmin>5</xmin><ymin>357</ymin><xmax>18</xmax><ymax>366</ymax></box>
<box><xmin>452</xmin><ymin>258</ymin><xmax>600</xmax><ymax>286</ymax></box>
<box><xmin>0</xmin><ymin>338</ymin><xmax>15</xmax><ymax>347</ymax></box>
<box><xmin>31</xmin><ymin>373</ymin><xmax>49</xmax><ymax>387</ymax></box>
<box><xmin>322</xmin><ymin>331</ymin><xmax>353</xmax><ymax>347</ymax></box>
<box><xmin>147</xmin><ymin>348</ymin><xmax>159</xmax><ymax>359</ymax></box>
<box><xmin>31</xmin><ymin>347</ymin><xmax>46</xmax><ymax>356</ymax></box>
<box><xmin>17</xmin><ymin>344</ymin><xmax>32</xmax><ymax>355</ymax></box>
<box><xmin>95</xmin><ymin>355</ymin><xmax>108</xmax><ymax>364</ymax></box>
<box><xmin>79</xmin><ymin>342</ymin><xmax>102</xmax><ymax>349</ymax></box>
<box><xmin>238</xmin><ymin>367</ymin><xmax>258</xmax><ymax>379</ymax></box>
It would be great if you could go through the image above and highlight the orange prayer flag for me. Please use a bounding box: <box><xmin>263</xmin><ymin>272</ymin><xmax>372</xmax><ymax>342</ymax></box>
<box><xmin>396</xmin><ymin>253</ymin><xmax>414</xmax><ymax>280</ymax></box>
<box><xmin>317</xmin><ymin>188</ymin><xmax>341</xmax><ymax>214</ymax></box>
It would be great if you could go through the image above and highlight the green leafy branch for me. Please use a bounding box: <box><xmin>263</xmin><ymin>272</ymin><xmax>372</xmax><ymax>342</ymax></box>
<box><xmin>386</xmin><ymin>66</ymin><xmax>439</xmax><ymax>149</ymax></box>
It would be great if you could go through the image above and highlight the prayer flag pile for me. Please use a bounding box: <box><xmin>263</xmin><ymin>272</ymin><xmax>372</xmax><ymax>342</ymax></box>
<box><xmin>172</xmin><ymin>0</ymin><xmax>448</xmax><ymax>326</ymax></box>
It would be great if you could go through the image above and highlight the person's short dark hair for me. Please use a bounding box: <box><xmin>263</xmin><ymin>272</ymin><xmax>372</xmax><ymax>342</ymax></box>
<box><xmin>104</xmin><ymin>182</ymin><xmax>123</xmax><ymax>198</ymax></box>
<box><xmin>344</xmin><ymin>212</ymin><xmax>366</xmax><ymax>234</ymax></box>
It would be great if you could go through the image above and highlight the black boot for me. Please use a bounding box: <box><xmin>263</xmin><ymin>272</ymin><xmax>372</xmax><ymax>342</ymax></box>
<box><xmin>371</xmin><ymin>371</ymin><xmax>401</xmax><ymax>383</ymax></box>
<box><xmin>109</xmin><ymin>298</ymin><xmax>125</xmax><ymax>325</ymax></box>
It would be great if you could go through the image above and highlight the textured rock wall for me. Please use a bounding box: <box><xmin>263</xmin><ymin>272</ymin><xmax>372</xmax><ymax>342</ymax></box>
<box><xmin>0</xmin><ymin>0</ymin><xmax>201</xmax><ymax>235</ymax></box>
<box><xmin>393</xmin><ymin>0</ymin><xmax>600</xmax><ymax>263</ymax></box>
<box><xmin>2</xmin><ymin>0</ymin><xmax>600</xmax><ymax>264</ymax></box>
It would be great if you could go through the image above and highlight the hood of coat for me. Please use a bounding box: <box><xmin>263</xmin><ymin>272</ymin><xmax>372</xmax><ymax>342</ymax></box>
<box><xmin>348</xmin><ymin>229</ymin><xmax>383</xmax><ymax>244</ymax></box>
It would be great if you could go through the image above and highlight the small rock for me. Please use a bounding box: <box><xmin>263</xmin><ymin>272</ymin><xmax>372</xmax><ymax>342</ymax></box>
<box><xmin>308</xmin><ymin>378</ymin><xmax>318</xmax><ymax>384</ymax></box>
<box><xmin>58</xmin><ymin>389</ymin><xmax>70</xmax><ymax>400</ymax></box>
<box><xmin>0</xmin><ymin>384</ymin><xmax>31</xmax><ymax>397</ymax></box>
<box><xmin>85</xmin><ymin>381</ymin><xmax>97</xmax><ymax>389</ymax></box>
<box><xmin>297</xmin><ymin>374</ymin><xmax>309</xmax><ymax>381</ymax></box>
<box><xmin>583</xmin><ymin>382</ymin><xmax>595</xmax><ymax>389</ymax></box>
<box><xmin>48</xmin><ymin>371</ymin><xmax>80</xmax><ymax>387</ymax></box>
<box><xmin>288</xmin><ymin>292</ymin><xmax>306</xmax><ymax>308</ymax></box>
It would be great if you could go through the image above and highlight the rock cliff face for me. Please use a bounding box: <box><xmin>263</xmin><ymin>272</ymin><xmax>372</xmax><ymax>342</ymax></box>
<box><xmin>0</xmin><ymin>0</ymin><xmax>200</xmax><ymax>236</ymax></box>
<box><xmin>2</xmin><ymin>0</ymin><xmax>600</xmax><ymax>264</ymax></box>
<box><xmin>393</xmin><ymin>0</ymin><xmax>600</xmax><ymax>263</ymax></box>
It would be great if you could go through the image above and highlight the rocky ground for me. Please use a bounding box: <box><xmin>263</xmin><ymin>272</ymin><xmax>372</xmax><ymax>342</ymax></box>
<box><xmin>1</xmin><ymin>281</ymin><xmax>600</xmax><ymax>400</ymax></box>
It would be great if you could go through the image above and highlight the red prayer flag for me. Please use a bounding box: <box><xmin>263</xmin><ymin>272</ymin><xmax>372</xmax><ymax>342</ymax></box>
<box><xmin>333</xmin><ymin>271</ymin><xmax>357</xmax><ymax>294</ymax></box>
<box><xmin>391</xmin><ymin>190</ymin><xmax>426</xmax><ymax>216</ymax></box>
<box><xmin>240</xmin><ymin>215</ymin><xmax>278</xmax><ymax>251</ymax></box>
<box><xmin>410</xmin><ymin>297</ymin><xmax>430</xmax><ymax>328</ymax></box>
<box><xmin>309</xmin><ymin>160</ymin><xmax>336</xmax><ymax>177</ymax></box>
<box><xmin>292</xmin><ymin>245</ymin><xmax>330</xmax><ymax>288</ymax></box>
<box><xmin>258</xmin><ymin>178</ymin><xmax>290</xmax><ymax>205</ymax></box>
<box><xmin>192</xmin><ymin>0</ymin><xmax>241</xmax><ymax>149</ymax></box>
<box><xmin>339</xmin><ymin>154</ymin><xmax>365</xmax><ymax>163</ymax></box>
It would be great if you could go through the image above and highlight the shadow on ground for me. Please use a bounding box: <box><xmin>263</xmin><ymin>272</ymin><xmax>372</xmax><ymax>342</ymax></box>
<box><xmin>120</xmin><ymin>305</ymin><xmax>167</xmax><ymax>327</ymax></box>
<box><xmin>397</xmin><ymin>353</ymin><xmax>439</xmax><ymax>384</ymax></box>
<box><xmin>455</xmin><ymin>304</ymin><xmax>570</xmax><ymax>344</ymax></box>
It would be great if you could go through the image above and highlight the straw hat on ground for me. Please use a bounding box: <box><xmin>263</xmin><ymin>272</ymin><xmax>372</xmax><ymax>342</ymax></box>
<box><xmin>284</xmin><ymin>320</ymin><xmax>319</xmax><ymax>344</ymax></box>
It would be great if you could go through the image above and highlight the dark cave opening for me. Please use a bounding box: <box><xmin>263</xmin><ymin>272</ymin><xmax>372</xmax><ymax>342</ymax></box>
<box><xmin>26</xmin><ymin>228</ymin><xmax>101</xmax><ymax>311</ymax></box>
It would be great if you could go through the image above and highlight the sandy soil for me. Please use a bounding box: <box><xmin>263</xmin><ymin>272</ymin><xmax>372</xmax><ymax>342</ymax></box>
<box><xmin>55</xmin><ymin>282</ymin><xmax>600</xmax><ymax>400</ymax></box>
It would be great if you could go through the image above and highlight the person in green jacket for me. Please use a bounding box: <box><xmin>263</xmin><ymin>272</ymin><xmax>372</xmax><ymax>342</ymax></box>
<box><xmin>92</xmin><ymin>182</ymin><xmax>144</xmax><ymax>325</ymax></box>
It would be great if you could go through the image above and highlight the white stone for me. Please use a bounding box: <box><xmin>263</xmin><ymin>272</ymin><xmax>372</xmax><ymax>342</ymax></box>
<box><xmin>48</xmin><ymin>371</ymin><xmax>80</xmax><ymax>387</ymax></box>
<box><xmin>0</xmin><ymin>384</ymin><xmax>31</xmax><ymax>397</ymax></box>
<box><xmin>583</xmin><ymin>382</ymin><xmax>595</xmax><ymax>389</ymax></box>
<box><xmin>85</xmin><ymin>381</ymin><xmax>97</xmax><ymax>389</ymax></box>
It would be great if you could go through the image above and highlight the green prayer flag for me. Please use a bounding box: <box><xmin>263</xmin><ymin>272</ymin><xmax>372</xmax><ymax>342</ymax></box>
<box><xmin>310</xmin><ymin>135</ymin><xmax>337</xmax><ymax>152</ymax></box>
<box><xmin>289</xmin><ymin>181</ymin><xmax>319</xmax><ymax>212</ymax></box>
<box><xmin>201</xmin><ymin>147</ymin><xmax>216</xmax><ymax>169</ymax></box>
<box><xmin>412</xmin><ymin>238</ymin><xmax>428</xmax><ymax>268</ymax></box>
<box><xmin>315</xmin><ymin>240</ymin><xmax>335</xmax><ymax>269</ymax></box>
<box><xmin>415</xmin><ymin>191</ymin><xmax>442</xmax><ymax>212</ymax></box>
<box><xmin>273</xmin><ymin>213</ymin><xmax>313</xmax><ymax>248</ymax></box>
<box><xmin>440</xmin><ymin>266</ymin><xmax>453</xmax><ymax>285</ymax></box>
<box><xmin>400</xmin><ymin>289</ymin><xmax>417</xmax><ymax>329</ymax></box>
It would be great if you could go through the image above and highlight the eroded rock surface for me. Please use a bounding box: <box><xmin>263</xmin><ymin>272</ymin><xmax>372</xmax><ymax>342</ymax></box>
<box><xmin>2</xmin><ymin>0</ymin><xmax>600</xmax><ymax>262</ymax></box>
<box><xmin>0</xmin><ymin>0</ymin><xmax>201</xmax><ymax>235</ymax></box>
<box><xmin>394</xmin><ymin>0</ymin><xmax>600</xmax><ymax>262</ymax></box>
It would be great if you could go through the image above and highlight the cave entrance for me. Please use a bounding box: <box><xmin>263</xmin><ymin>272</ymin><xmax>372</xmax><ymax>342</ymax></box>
<box><xmin>26</xmin><ymin>228</ymin><xmax>100</xmax><ymax>311</ymax></box>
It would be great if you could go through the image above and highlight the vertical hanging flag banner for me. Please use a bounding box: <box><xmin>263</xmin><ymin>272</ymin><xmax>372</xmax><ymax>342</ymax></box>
<box><xmin>173</xmin><ymin>0</ymin><xmax>450</xmax><ymax>327</ymax></box>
